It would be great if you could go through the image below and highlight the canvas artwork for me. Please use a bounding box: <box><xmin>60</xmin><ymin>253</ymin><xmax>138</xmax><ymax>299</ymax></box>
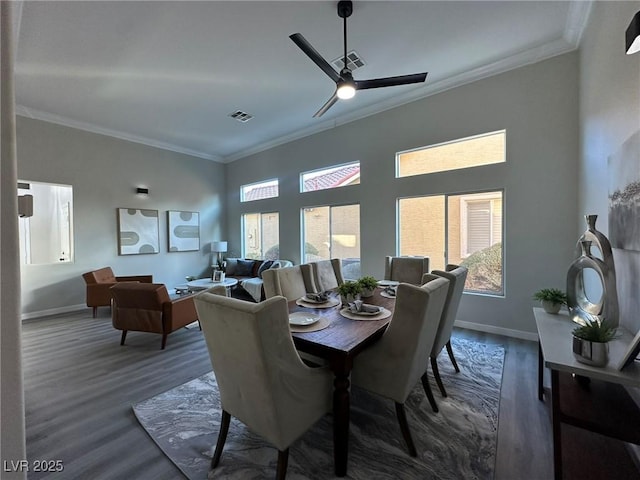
<box><xmin>608</xmin><ymin>130</ymin><xmax>640</xmax><ymax>251</ymax></box>
<box><xmin>168</xmin><ymin>211</ymin><xmax>200</xmax><ymax>252</ymax></box>
<box><xmin>117</xmin><ymin>208</ymin><xmax>159</xmax><ymax>255</ymax></box>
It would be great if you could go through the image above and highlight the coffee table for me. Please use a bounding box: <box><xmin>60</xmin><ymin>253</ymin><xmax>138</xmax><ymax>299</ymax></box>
<box><xmin>186</xmin><ymin>277</ymin><xmax>238</xmax><ymax>294</ymax></box>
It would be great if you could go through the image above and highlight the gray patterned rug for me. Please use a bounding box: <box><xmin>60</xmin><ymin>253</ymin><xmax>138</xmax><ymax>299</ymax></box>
<box><xmin>133</xmin><ymin>337</ymin><xmax>504</xmax><ymax>479</ymax></box>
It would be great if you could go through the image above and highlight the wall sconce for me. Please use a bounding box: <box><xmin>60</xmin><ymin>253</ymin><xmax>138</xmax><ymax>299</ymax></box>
<box><xmin>626</xmin><ymin>10</ymin><xmax>640</xmax><ymax>54</ymax></box>
<box><xmin>18</xmin><ymin>194</ymin><xmax>33</xmax><ymax>217</ymax></box>
<box><xmin>136</xmin><ymin>187</ymin><xmax>149</xmax><ymax>196</ymax></box>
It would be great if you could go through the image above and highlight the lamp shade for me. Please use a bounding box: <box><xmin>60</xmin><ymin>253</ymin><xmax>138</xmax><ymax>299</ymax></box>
<box><xmin>212</xmin><ymin>241</ymin><xmax>228</xmax><ymax>253</ymax></box>
<box><xmin>626</xmin><ymin>10</ymin><xmax>640</xmax><ymax>54</ymax></box>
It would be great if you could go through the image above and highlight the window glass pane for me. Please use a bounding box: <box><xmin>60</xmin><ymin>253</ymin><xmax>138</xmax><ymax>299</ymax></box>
<box><xmin>398</xmin><ymin>196</ymin><xmax>446</xmax><ymax>270</ymax></box>
<box><xmin>241</xmin><ymin>179</ymin><xmax>278</xmax><ymax>202</ymax></box>
<box><xmin>302</xmin><ymin>204</ymin><xmax>361</xmax><ymax>278</ymax></box>
<box><xmin>301</xmin><ymin>162</ymin><xmax>360</xmax><ymax>192</ymax></box>
<box><xmin>242</xmin><ymin>212</ymin><xmax>279</xmax><ymax>259</ymax></box>
<box><xmin>396</xmin><ymin>130</ymin><xmax>505</xmax><ymax>178</ymax></box>
<box><xmin>449</xmin><ymin>191</ymin><xmax>503</xmax><ymax>295</ymax></box>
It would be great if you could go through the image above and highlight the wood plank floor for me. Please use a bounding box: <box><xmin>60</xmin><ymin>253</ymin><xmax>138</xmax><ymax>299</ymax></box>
<box><xmin>21</xmin><ymin>308</ymin><xmax>554</xmax><ymax>479</ymax></box>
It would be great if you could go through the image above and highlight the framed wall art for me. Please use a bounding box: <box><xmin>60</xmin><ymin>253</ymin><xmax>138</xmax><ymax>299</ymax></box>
<box><xmin>117</xmin><ymin>208</ymin><xmax>159</xmax><ymax>255</ymax></box>
<box><xmin>168</xmin><ymin>210</ymin><xmax>200</xmax><ymax>252</ymax></box>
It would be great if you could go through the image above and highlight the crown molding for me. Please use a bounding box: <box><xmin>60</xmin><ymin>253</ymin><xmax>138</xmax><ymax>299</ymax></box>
<box><xmin>15</xmin><ymin>105</ymin><xmax>222</xmax><ymax>162</ymax></box>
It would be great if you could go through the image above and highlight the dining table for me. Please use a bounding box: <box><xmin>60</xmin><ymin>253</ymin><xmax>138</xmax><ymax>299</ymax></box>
<box><xmin>288</xmin><ymin>287</ymin><xmax>397</xmax><ymax>477</ymax></box>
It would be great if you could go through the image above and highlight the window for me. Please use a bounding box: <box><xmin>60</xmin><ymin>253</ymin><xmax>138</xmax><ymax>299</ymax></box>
<box><xmin>242</xmin><ymin>212</ymin><xmax>279</xmax><ymax>260</ymax></box>
<box><xmin>241</xmin><ymin>179</ymin><xmax>278</xmax><ymax>202</ymax></box>
<box><xmin>398</xmin><ymin>191</ymin><xmax>503</xmax><ymax>295</ymax></box>
<box><xmin>302</xmin><ymin>204</ymin><xmax>361</xmax><ymax>278</ymax></box>
<box><xmin>301</xmin><ymin>162</ymin><xmax>360</xmax><ymax>192</ymax></box>
<box><xmin>18</xmin><ymin>181</ymin><xmax>73</xmax><ymax>265</ymax></box>
<box><xmin>396</xmin><ymin>130</ymin><xmax>505</xmax><ymax>178</ymax></box>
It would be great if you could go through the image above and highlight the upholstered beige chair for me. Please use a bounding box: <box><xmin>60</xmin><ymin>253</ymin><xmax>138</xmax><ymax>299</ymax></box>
<box><xmin>350</xmin><ymin>277</ymin><xmax>449</xmax><ymax>456</ymax></box>
<box><xmin>421</xmin><ymin>265</ymin><xmax>468</xmax><ymax>404</ymax></box>
<box><xmin>384</xmin><ymin>256</ymin><xmax>430</xmax><ymax>285</ymax></box>
<box><xmin>110</xmin><ymin>283</ymin><xmax>198</xmax><ymax>349</ymax></box>
<box><xmin>301</xmin><ymin>259</ymin><xmax>344</xmax><ymax>293</ymax></box>
<box><xmin>82</xmin><ymin>266</ymin><xmax>153</xmax><ymax>317</ymax></box>
<box><xmin>262</xmin><ymin>265</ymin><xmax>312</xmax><ymax>300</ymax></box>
<box><xmin>194</xmin><ymin>293</ymin><xmax>333</xmax><ymax>479</ymax></box>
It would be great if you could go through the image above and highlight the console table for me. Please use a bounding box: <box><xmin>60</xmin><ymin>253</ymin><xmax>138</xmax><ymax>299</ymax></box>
<box><xmin>535</xmin><ymin>308</ymin><xmax>640</xmax><ymax>479</ymax></box>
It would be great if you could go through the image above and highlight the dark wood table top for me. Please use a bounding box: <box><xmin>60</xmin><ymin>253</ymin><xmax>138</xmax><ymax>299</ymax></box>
<box><xmin>289</xmin><ymin>289</ymin><xmax>395</xmax><ymax>357</ymax></box>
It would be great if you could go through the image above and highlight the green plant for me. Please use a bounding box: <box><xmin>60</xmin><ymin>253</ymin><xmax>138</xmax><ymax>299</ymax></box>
<box><xmin>460</xmin><ymin>242</ymin><xmax>503</xmax><ymax>293</ymax></box>
<box><xmin>572</xmin><ymin>318</ymin><xmax>617</xmax><ymax>343</ymax></box>
<box><xmin>533</xmin><ymin>288</ymin><xmax>567</xmax><ymax>305</ymax></box>
<box><xmin>337</xmin><ymin>280</ymin><xmax>362</xmax><ymax>298</ymax></box>
<box><xmin>357</xmin><ymin>275</ymin><xmax>378</xmax><ymax>291</ymax></box>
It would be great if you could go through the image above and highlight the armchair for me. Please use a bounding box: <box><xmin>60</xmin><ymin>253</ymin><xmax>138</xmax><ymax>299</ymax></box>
<box><xmin>301</xmin><ymin>259</ymin><xmax>344</xmax><ymax>293</ymax></box>
<box><xmin>82</xmin><ymin>267</ymin><xmax>152</xmax><ymax>317</ymax></box>
<box><xmin>110</xmin><ymin>283</ymin><xmax>198</xmax><ymax>350</ymax></box>
<box><xmin>384</xmin><ymin>256</ymin><xmax>429</xmax><ymax>285</ymax></box>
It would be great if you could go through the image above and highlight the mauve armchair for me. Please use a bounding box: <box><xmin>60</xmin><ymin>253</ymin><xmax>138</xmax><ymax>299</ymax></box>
<box><xmin>82</xmin><ymin>266</ymin><xmax>152</xmax><ymax>317</ymax></box>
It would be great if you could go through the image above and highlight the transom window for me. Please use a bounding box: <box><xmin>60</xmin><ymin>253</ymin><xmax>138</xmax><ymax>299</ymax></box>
<box><xmin>242</xmin><ymin>212</ymin><xmax>279</xmax><ymax>260</ymax></box>
<box><xmin>396</xmin><ymin>130</ymin><xmax>506</xmax><ymax>178</ymax></box>
<box><xmin>241</xmin><ymin>179</ymin><xmax>279</xmax><ymax>202</ymax></box>
<box><xmin>300</xmin><ymin>162</ymin><xmax>360</xmax><ymax>193</ymax></box>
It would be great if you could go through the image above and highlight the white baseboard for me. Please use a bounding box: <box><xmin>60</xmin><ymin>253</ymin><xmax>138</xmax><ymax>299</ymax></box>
<box><xmin>21</xmin><ymin>303</ymin><xmax>86</xmax><ymax>321</ymax></box>
<box><xmin>454</xmin><ymin>320</ymin><xmax>539</xmax><ymax>342</ymax></box>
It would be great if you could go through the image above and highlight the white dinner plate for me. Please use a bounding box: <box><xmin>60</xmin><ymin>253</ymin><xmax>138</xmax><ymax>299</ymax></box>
<box><xmin>377</xmin><ymin>280</ymin><xmax>399</xmax><ymax>287</ymax></box>
<box><xmin>289</xmin><ymin>312</ymin><xmax>321</xmax><ymax>326</ymax></box>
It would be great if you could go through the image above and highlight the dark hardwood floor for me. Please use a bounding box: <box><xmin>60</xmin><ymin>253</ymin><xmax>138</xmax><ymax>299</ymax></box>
<box><xmin>21</xmin><ymin>307</ymin><xmax>554</xmax><ymax>479</ymax></box>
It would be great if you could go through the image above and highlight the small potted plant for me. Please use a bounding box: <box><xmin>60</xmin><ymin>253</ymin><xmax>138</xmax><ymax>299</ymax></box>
<box><xmin>357</xmin><ymin>276</ymin><xmax>378</xmax><ymax>298</ymax></box>
<box><xmin>533</xmin><ymin>288</ymin><xmax>567</xmax><ymax>314</ymax></box>
<box><xmin>572</xmin><ymin>317</ymin><xmax>617</xmax><ymax>367</ymax></box>
<box><xmin>337</xmin><ymin>280</ymin><xmax>363</xmax><ymax>305</ymax></box>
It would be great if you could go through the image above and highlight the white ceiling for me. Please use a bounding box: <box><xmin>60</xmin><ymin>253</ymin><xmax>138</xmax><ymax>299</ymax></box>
<box><xmin>13</xmin><ymin>1</ymin><xmax>592</xmax><ymax>163</ymax></box>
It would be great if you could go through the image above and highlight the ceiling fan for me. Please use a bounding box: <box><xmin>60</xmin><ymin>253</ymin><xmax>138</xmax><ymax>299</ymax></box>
<box><xmin>290</xmin><ymin>0</ymin><xmax>428</xmax><ymax>118</ymax></box>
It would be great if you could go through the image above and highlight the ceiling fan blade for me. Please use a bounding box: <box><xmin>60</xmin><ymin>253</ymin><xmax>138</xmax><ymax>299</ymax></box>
<box><xmin>290</xmin><ymin>33</ymin><xmax>342</xmax><ymax>83</ymax></box>
<box><xmin>355</xmin><ymin>72</ymin><xmax>428</xmax><ymax>91</ymax></box>
<box><xmin>313</xmin><ymin>93</ymin><xmax>339</xmax><ymax>118</ymax></box>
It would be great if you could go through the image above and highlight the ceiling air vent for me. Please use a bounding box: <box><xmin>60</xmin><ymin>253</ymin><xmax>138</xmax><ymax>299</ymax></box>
<box><xmin>228</xmin><ymin>111</ymin><xmax>253</xmax><ymax>123</ymax></box>
<box><xmin>331</xmin><ymin>50</ymin><xmax>365</xmax><ymax>71</ymax></box>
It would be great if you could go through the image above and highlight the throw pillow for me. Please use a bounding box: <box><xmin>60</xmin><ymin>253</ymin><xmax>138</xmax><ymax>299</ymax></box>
<box><xmin>235</xmin><ymin>259</ymin><xmax>255</xmax><ymax>276</ymax></box>
<box><xmin>225</xmin><ymin>258</ymin><xmax>239</xmax><ymax>276</ymax></box>
<box><xmin>257</xmin><ymin>260</ymin><xmax>274</xmax><ymax>278</ymax></box>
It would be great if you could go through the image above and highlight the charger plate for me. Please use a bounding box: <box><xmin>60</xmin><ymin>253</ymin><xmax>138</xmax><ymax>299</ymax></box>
<box><xmin>295</xmin><ymin>297</ymin><xmax>341</xmax><ymax>309</ymax></box>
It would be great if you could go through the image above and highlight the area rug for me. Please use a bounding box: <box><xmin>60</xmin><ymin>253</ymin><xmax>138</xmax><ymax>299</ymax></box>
<box><xmin>133</xmin><ymin>337</ymin><xmax>504</xmax><ymax>479</ymax></box>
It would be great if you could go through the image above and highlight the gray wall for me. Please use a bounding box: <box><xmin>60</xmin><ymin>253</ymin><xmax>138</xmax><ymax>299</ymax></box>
<box><xmin>17</xmin><ymin>117</ymin><xmax>226</xmax><ymax>317</ymax></box>
<box><xmin>227</xmin><ymin>52</ymin><xmax>580</xmax><ymax>338</ymax></box>
<box><xmin>579</xmin><ymin>1</ymin><xmax>640</xmax><ymax>333</ymax></box>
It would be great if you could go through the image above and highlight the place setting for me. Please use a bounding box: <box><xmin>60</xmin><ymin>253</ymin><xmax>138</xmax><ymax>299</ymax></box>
<box><xmin>295</xmin><ymin>291</ymin><xmax>341</xmax><ymax>309</ymax></box>
<box><xmin>377</xmin><ymin>280</ymin><xmax>399</xmax><ymax>299</ymax></box>
<box><xmin>340</xmin><ymin>299</ymin><xmax>392</xmax><ymax>321</ymax></box>
<box><xmin>288</xmin><ymin>311</ymin><xmax>331</xmax><ymax>333</ymax></box>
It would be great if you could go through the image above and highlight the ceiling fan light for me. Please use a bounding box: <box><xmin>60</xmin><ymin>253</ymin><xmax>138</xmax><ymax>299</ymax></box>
<box><xmin>337</xmin><ymin>82</ymin><xmax>356</xmax><ymax>99</ymax></box>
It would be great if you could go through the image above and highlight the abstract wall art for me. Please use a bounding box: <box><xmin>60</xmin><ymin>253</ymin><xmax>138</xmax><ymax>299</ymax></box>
<box><xmin>117</xmin><ymin>208</ymin><xmax>159</xmax><ymax>255</ymax></box>
<box><xmin>168</xmin><ymin>210</ymin><xmax>200</xmax><ymax>252</ymax></box>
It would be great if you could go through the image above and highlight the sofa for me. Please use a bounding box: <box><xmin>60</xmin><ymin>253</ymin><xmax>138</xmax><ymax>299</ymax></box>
<box><xmin>225</xmin><ymin>258</ymin><xmax>293</xmax><ymax>302</ymax></box>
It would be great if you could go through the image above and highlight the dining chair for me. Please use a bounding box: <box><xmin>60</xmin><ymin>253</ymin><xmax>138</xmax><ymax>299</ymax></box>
<box><xmin>384</xmin><ymin>256</ymin><xmax>430</xmax><ymax>285</ymax></box>
<box><xmin>350</xmin><ymin>277</ymin><xmax>449</xmax><ymax>456</ymax></box>
<box><xmin>194</xmin><ymin>293</ymin><xmax>333</xmax><ymax>479</ymax></box>
<box><xmin>262</xmin><ymin>265</ymin><xmax>312</xmax><ymax>300</ymax></box>
<box><xmin>421</xmin><ymin>264</ymin><xmax>469</xmax><ymax>402</ymax></box>
<box><xmin>301</xmin><ymin>259</ymin><xmax>344</xmax><ymax>293</ymax></box>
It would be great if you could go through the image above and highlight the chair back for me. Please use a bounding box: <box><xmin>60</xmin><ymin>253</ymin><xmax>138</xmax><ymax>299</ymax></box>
<box><xmin>262</xmin><ymin>265</ymin><xmax>309</xmax><ymax>301</ymax></box>
<box><xmin>302</xmin><ymin>259</ymin><xmax>344</xmax><ymax>293</ymax></box>
<box><xmin>424</xmin><ymin>264</ymin><xmax>468</xmax><ymax>355</ymax></box>
<box><xmin>194</xmin><ymin>293</ymin><xmax>332</xmax><ymax>451</ymax></box>
<box><xmin>352</xmin><ymin>277</ymin><xmax>449</xmax><ymax>403</ymax></box>
<box><xmin>83</xmin><ymin>267</ymin><xmax>116</xmax><ymax>284</ymax></box>
<box><xmin>384</xmin><ymin>256</ymin><xmax>430</xmax><ymax>284</ymax></box>
<box><xmin>110</xmin><ymin>283</ymin><xmax>170</xmax><ymax>332</ymax></box>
